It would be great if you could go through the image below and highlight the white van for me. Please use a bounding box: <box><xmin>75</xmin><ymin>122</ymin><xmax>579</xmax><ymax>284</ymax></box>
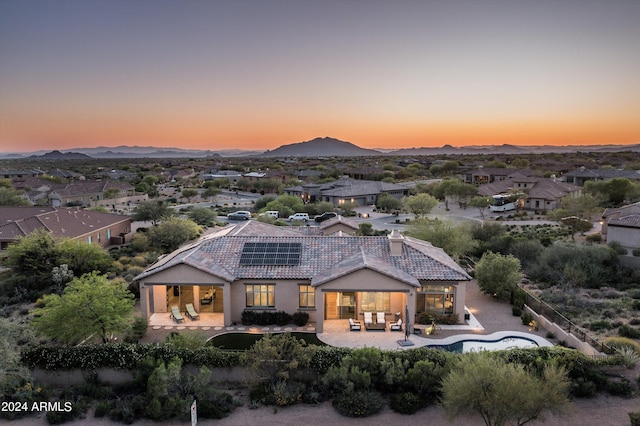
<box><xmin>288</xmin><ymin>212</ymin><xmax>310</xmax><ymax>222</ymax></box>
<box><xmin>259</xmin><ymin>210</ymin><xmax>279</xmax><ymax>219</ymax></box>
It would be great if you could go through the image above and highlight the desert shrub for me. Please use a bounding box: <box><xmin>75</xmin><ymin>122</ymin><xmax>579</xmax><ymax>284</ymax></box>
<box><xmin>389</xmin><ymin>392</ymin><xmax>422</xmax><ymax>415</ymax></box>
<box><xmin>512</xmin><ymin>306</ymin><xmax>522</xmax><ymax>316</ymax></box>
<box><xmin>629</xmin><ymin>318</ymin><xmax>640</xmax><ymax>325</ymax></box>
<box><xmin>589</xmin><ymin>320</ymin><xmax>612</xmax><ymax>331</ymax></box>
<box><xmin>609</xmin><ymin>241</ymin><xmax>628</xmax><ymax>255</ymax></box>
<box><xmin>130</xmin><ymin>255</ymin><xmax>148</xmax><ymax>267</ymax></box>
<box><xmin>271</xmin><ymin>380</ymin><xmax>305</xmax><ymax>406</ymax></box>
<box><xmin>585</xmin><ymin>233</ymin><xmax>602</xmax><ymax>243</ymax></box>
<box><xmin>194</xmin><ymin>389</ymin><xmax>240</xmax><ymax>419</ymax></box>
<box><xmin>415</xmin><ymin>311</ymin><xmax>458</xmax><ymax>325</ymax></box>
<box><xmin>571</xmin><ymin>377</ymin><xmax>598</xmax><ymax>398</ymax></box>
<box><xmin>521</xmin><ymin>312</ymin><xmax>533</xmax><ymax>326</ymax></box>
<box><xmin>619</xmin><ymin>324</ymin><xmax>640</xmax><ymax>339</ymax></box>
<box><xmin>633</xmin><ymin>248</ymin><xmax>640</xmax><ymax>257</ymax></box>
<box><xmin>607</xmin><ymin>379</ymin><xmax>633</xmax><ymax>397</ymax></box>
<box><xmin>605</xmin><ymin>336</ymin><xmax>640</xmax><ymax>354</ymax></box>
<box><xmin>546</xmin><ymin>331</ymin><xmax>556</xmax><ymax>339</ymax></box>
<box><xmin>332</xmin><ymin>389</ymin><xmax>384</xmax><ymax>417</ymax></box>
<box><xmin>632</xmin><ymin>300</ymin><xmax>640</xmax><ymax>310</ymax></box>
<box><xmin>292</xmin><ymin>311</ymin><xmax>309</xmax><ymax>326</ymax></box>
<box><xmin>94</xmin><ymin>401</ymin><xmax>110</xmax><ymax>418</ymax></box>
<box><xmin>630</xmin><ymin>412</ymin><xmax>640</xmax><ymax>426</ymax></box>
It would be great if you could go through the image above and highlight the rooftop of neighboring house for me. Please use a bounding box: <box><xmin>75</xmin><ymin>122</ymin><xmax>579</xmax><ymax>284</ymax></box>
<box><xmin>603</xmin><ymin>201</ymin><xmax>640</xmax><ymax>218</ymax></box>
<box><xmin>287</xmin><ymin>177</ymin><xmax>413</xmax><ymax>196</ymax></box>
<box><xmin>608</xmin><ymin>214</ymin><xmax>640</xmax><ymax>229</ymax></box>
<box><xmin>478</xmin><ymin>177</ymin><xmax>581</xmax><ymax>200</ymax></box>
<box><xmin>0</xmin><ymin>206</ymin><xmax>131</xmax><ymax>242</ymax></box>
<box><xmin>563</xmin><ymin>168</ymin><xmax>640</xmax><ymax>180</ymax></box>
<box><xmin>135</xmin><ymin>222</ymin><xmax>471</xmax><ymax>284</ymax></box>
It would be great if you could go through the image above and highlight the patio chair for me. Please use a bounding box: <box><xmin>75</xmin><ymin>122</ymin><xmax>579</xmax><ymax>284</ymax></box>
<box><xmin>376</xmin><ymin>312</ymin><xmax>386</xmax><ymax>326</ymax></box>
<box><xmin>349</xmin><ymin>318</ymin><xmax>361</xmax><ymax>331</ymax></box>
<box><xmin>364</xmin><ymin>312</ymin><xmax>373</xmax><ymax>325</ymax></box>
<box><xmin>390</xmin><ymin>318</ymin><xmax>402</xmax><ymax>331</ymax></box>
<box><xmin>170</xmin><ymin>306</ymin><xmax>184</xmax><ymax>323</ymax></box>
<box><xmin>185</xmin><ymin>303</ymin><xmax>199</xmax><ymax>320</ymax></box>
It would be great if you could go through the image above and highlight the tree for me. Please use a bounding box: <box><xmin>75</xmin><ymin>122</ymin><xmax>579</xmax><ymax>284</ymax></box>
<box><xmin>469</xmin><ymin>196</ymin><xmax>491</xmax><ymax>219</ymax></box>
<box><xmin>4</xmin><ymin>230</ymin><xmax>58</xmax><ymax>291</ymax></box>
<box><xmin>132</xmin><ymin>200</ymin><xmax>174</xmax><ymax>225</ymax></box>
<box><xmin>375</xmin><ymin>193</ymin><xmax>403</xmax><ymax>212</ymax></box>
<box><xmin>548</xmin><ymin>194</ymin><xmax>601</xmax><ymax>222</ymax></box>
<box><xmin>202</xmin><ymin>186</ymin><xmax>220</xmax><ymax>202</ymax></box>
<box><xmin>147</xmin><ymin>216</ymin><xmax>201</xmax><ymax>253</ymax></box>
<box><xmin>402</xmin><ymin>193</ymin><xmax>438</xmax><ymax>218</ymax></box>
<box><xmin>475</xmin><ymin>251</ymin><xmax>522</xmax><ymax>301</ymax></box>
<box><xmin>585</xmin><ymin>178</ymin><xmax>640</xmax><ymax>205</ymax></box>
<box><xmin>181</xmin><ymin>188</ymin><xmax>198</xmax><ymax>203</ymax></box>
<box><xmin>103</xmin><ymin>187</ymin><xmax>121</xmax><ymax>200</ymax></box>
<box><xmin>407</xmin><ymin>218</ymin><xmax>477</xmax><ymax>259</ymax></box>
<box><xmin>56</xmin><ymin>238</ymin><xmax>113</xmax><ymax>276</ymax></box>
<box><xmin>0</xmin><ymin>187</ymin><xmax>30</xmax><ymax>206</ymax></box>
<box><xmin>0</xmin><ymin>317</ymin><xmax>35</xmax><ymax>395</ymax></box>
<box><xmin>444</xmin><ymin>181</ymin><xmax>478</xmax><ymax>209</ymax></box>
<box><xmin>187</xmin><ymin>206</ymin><xmax>217</xmax><ymax>227</ymax></box>
<box><xmin>441</xmin><ymin>352</ymin><xmax>570</xmax><ymax>426</ymax></box>
<box><xmin>31</xmin><ymin>272</ymin><xmax>135</xmax><ymax>344</ymax></box>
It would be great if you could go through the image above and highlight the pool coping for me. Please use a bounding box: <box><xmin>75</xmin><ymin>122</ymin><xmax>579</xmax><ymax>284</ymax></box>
<box><xmin>415</xmin><ymin>330</ymin><xmax>554</xmax><ymax>348</ymax></box>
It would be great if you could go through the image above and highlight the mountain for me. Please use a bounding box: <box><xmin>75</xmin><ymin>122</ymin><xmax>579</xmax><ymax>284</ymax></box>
<box><xmin>388</xmin><ymin>143</ymin><xmax>640</xmax><ymax>155</ymax></box>
<box><xmin>262</xmin><ymin>137</ymin><xmax>381</xmax><ymax>157</ymax></box>
<box><xmin>28</xmin><ymin>150</ymin><xmax>92</xmax><ymax>160</ymax></box>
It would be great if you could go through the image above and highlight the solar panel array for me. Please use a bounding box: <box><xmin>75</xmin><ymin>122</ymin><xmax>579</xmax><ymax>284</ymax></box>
<box><xmin>239</xmin><ymin>242</ymin><xmax>302</xmax><ymax>266</ymax></box>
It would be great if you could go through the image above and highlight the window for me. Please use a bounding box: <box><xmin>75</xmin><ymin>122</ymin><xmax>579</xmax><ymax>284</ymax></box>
<box><xmin>245</xmin><ymin>284</ymin><xmax>275</xmax><ymax>308</ymax></box>
<box><xmin>299</xmin><ymin>285</ymin><xmax>315</xmax><ymax>308</ymax></box>
<box><xmin>361</xmin><ymin>292</ymin><xmax>390</xmax><ymax>312</ymax></box>
<box><xmin>86</xmin><ymin>236</ymin><xmax>92</xmax><ymax>244</ymax></box>
<box><xmin>417</xmin><ymin>285</ymin><xmax>454</xmax><ymax>314</ymax></box>
<box><xmin>106</xmin><ymin>229</ymin><xmax>111</xmax><ymax>240</ymax></box>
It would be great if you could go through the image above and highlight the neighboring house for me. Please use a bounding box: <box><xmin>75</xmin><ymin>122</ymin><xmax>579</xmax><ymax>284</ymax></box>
<box><xmin>0</xmin><ymin>169</ymin><xmax>45</xmax><ymax>179</ymax></box>
<box><xmin>135</xmin><ymin>221</ymin><xmax>471</xmax><ymax>332</ymax></box>
<box><xmin>285</xmin><ymin>177</ymin><xmax>413</xmax><ymax>207</ymax></box>
<box><xmin>200</xmin><ymin>170</ymin><xmax>243</xmax><ymax>183</ymax></box>
<box><xmin>602</xmin><ymin>202</ymin><xmax>640</xmax><ymax>253</ymax></box>
<box><xmin>478</xmin><ymin>174</ymin><xmax>582</xmax><ymax>211</ymax></box>
<box><xmin>46</xmin><ymin>169</ymin><xmax>84</xmax><ymax>180</ymax></box>
<box><xmin>463</xmin><ymin>168</ymin><xmax>530</xmax><ymax>185</ymax></box>
<box><xmin>563</xmin><ymin>167</ymin><xmax>640</xmax><ymax>186</ymax></box>
<box><xmin>244</xmin><ymin>170</ymin><xmax>289</xmax><ymax>184</ymax></box>
<box><xmin>47</xmin><ymin>180</ymin><xmax>139</xmax><ymax>207</ymax></box>
<box><xmin>0</xmin><ymin>206</ymin><xmax>132</xmax><ymax>250</ymax></box>
<box><xmin>98</xmin><ymin>169</ymin><xmax>137</xmax><ymax>181</ymax></box>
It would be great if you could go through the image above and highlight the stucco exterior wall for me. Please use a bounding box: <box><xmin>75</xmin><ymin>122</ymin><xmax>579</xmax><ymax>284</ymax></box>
<box><xmin>607</xmin><ymin>225</ymin><xmax>640</xmax><ymax>251</ymax></box>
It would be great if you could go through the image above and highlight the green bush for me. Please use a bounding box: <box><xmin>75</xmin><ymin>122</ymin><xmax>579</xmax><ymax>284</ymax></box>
<box><xmin>571</xmin><ymin>377</ymin><xmax>598</xmax><ymax>398</ymax></box>
<box><xmin>292</xmin><ymin>311</ymin><xmax>309</xmax><ymax>326</ymax></box>
<box><xmin>332</xmin><ymin>390</ymin><xmax>384</xmax><ymax>417</ymax></box>
<box><xmin>512</xmin><ymin>306</ymin><xmax>522</xmax><ymax>316</ymax></box>
<box><xmin>389</xmin><ymin>392</ymin><xmax>422</xmax><ymax>415</ymax></box>
<box><xmin>521</xmin><ymin>312</ymin><xmax>533</xmax><ymax>326</ymax></box>
<box><xmin>241</xmin><ymin>310</ymin><xmax>293</xmax><ymax>326</ymax></box>
<box><xmin>606</xmin><ymin>379</ymin><xmax>633</xmax><ymax>397</ymax></box>
<box><xmin>619</xmin><ymin>324</ymin><xmax>640</xmax><ymax>339</ymax></box>
<box><xmin>604</xmin><ymin>336</ymin><xmax>640</xmax><ymax>354</ymax></box>
<box><xmin>630</xmin><ymin>411</ymin><xmax>640</xmax><ymax>426</ymax></box>
<box><xmin>633</xmin><ymin>248</ymin><xmax>640</xmax><ymax>257</ymax></box>
<box><xmin>589</xmin><ymin>320</ymin><xmax>612</xmax><ymax>331</ymax></box>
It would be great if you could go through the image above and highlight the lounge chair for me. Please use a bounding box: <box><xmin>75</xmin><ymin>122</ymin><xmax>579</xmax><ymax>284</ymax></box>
<box><xmin>376</xmin><ymin>312</ymin><xmax>386</xmax><ymax>326</ymax></box>
<box><xmin>364</xmin><ymin>312</ymin><xmax>373</xmax><ymax>325</ymax></box>
<box><xmin>390</xmin><ymin>318</ymin><xmax>402</xmax><ymax>331</ymax></box>
<box><xmin>349</xmin><ymin>318</ymin><xmax>361</xmax><ymax>331</ymax></box>
<box><xmin>170</xmin><ymin>306</ymin><xmax>184</xmax><ymax>323</ymax></box>
<box><xmin>186</xmin><ymin>303</ymin><xmax>199</xmax><ymax>320</ymax></box>
<box><xmin>200</xmin><ymin>290</ymin><xmax>213</xmax><ymax>305</ymax></box>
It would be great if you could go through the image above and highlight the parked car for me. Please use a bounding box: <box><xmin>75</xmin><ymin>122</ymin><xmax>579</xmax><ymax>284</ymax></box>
<box><xmin>288</xmin><ymin>212</ymin><xmax>310</xmax><ymax>221</ymax></box>
<box><xmin>258</xmin><ymin>210</ymin><xmax>279</xmax><ymax>219</ymax></box>
<box><xmin>314</xmin><ymin>212</ymin><xmax>338</xmax><ymax>222</ymax></box>
<box><xmin>227</xmin><ymin>210</ymin><xmax>251</xmax><ymax>220</ymax></box>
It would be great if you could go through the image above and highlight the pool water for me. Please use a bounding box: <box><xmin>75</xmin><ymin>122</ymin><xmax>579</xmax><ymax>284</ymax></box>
<box><xmin>427</xmin><ymin>336</ymin><xmax>539</xmax><ymax>353</ymax></box>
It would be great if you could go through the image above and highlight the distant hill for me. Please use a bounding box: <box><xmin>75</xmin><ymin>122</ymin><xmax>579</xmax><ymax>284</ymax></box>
<box><xmin>388</xmin><ymin>143</ymin><xmax>640</xmax><ymax>155</ymax></box>
<box><xmin>262</xmin><ymin>137</ymin><xmax>381</xmax><ymax>157</ymax></box>
<box><xmin>29</xmin><ymin>150</ymin><xmax>92</xmax><ymax>160</ymax></box>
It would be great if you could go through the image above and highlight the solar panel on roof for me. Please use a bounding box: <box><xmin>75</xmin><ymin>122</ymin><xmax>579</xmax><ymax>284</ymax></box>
<box><xmin>239</xmin><ymin>242</ymin><xmax>302</xmax><ymax>266</ymax></box>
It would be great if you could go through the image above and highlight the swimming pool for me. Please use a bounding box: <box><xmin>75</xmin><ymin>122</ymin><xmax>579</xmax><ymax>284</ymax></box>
<box><xmin>426</xmin><ymin>335</ymin><xmax>542</xmax><ymax>353</ymax></box>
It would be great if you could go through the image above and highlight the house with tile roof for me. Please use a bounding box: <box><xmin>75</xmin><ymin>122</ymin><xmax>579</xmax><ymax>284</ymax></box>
<box><xmin>563</xmin><ymin>167</ymin><xmax>640</xmax><ymax>186</ymax></box>
<box><xmin>0</xmin><ymin>206</ymin><xmax>132</xmax><ymax>250</ymax></box>
<box><xmin>602</xmin><ymin>201</ymin><xmax>640</xmax><ymax>253</ymax></box>
<box><xmin>135</xmin><ymin>221</ymin><xmax>471</xmax><ymax>332</ymax></box>
<box><xmin>478</xmin><ymin>174</ymin><xmax>582</xmax><ymax>211</ymax></box>
<box><xmin>285</xmin><ymin>177</ymin><xmax>413</xmax><ymax>207</ymax></box>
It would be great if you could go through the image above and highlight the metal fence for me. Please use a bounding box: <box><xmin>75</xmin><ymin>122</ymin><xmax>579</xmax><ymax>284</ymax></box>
<box><xmin>521</xmin><ymin>289</ymin><xmax>616</xmax><ymax>355</ymax></box>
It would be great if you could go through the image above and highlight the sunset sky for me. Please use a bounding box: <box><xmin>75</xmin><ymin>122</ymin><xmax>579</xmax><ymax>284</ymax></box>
<box><xmin>1</xmin><ymin>0</ymin><xmax>639</xmax><ymax>153</ymax></box>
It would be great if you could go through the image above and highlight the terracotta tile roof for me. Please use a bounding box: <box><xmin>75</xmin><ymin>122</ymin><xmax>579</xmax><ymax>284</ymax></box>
<box><xmin>135</xmin><ymin>223</ymin><xmax>471</xmax><ymax>283</ymax></box>
<box><xmin>608</xmin><ymin>214</ymin><xmax>640</xmax><ymax>228</ymax></box>
<box><xmin>0</xmin><ymin>206</ymin><xmax>130</xmax><ymax>241</ymax></box>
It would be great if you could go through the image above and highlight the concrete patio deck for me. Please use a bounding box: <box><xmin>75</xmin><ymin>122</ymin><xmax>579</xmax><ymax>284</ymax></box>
<box><xmin>141</xmin><ymin>280</ymin><xmax>550</xmax><ymax>348</ymax></box>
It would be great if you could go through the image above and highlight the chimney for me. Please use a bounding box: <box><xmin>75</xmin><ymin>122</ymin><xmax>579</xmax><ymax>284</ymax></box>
<box><xmin>388</xmin><ymin>229</ymin><xmax>404</xmax><ymax>257</ymax></box>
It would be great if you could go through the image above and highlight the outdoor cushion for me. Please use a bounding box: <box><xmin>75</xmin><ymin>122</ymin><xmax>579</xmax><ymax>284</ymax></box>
<box><xmin>186</xmin><ymin>303</ymin><xmax>199</xmax><ymax>320</ymax></box>
<box><xmin>390</xmin><ymin>319</ymin><xmax>402</xmax><ymax>331</ymax></box>
<box><xmin>376</xmin><ymin>312</ymin><xmax>386</xmax><ymax>325</ymax></box>
<box><xmin>364</xmin><ymin>312</ymin><xmax>373</xmax><ymax>324</ymax></box>
<box><xmin>349</xmin><ymin>318</ymin><xmax>361</xmax><ymax>331</ymax></box>
<box><xmin>170</xmin><ymin>306</ymin><xmax>184</xmax><ymax>323</ymax></box>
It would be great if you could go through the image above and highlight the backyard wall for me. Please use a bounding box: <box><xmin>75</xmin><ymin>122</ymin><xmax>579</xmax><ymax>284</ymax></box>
<box><xmin>524</xmin><ymin>305</ymin><xmax>601</xmax><ymax>356</ymax></box>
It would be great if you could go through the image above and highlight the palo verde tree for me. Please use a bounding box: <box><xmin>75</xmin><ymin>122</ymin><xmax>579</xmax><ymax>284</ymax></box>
<box><xmin>146</xmin><ymin>216</ymin><xmax>201</xmax><ymax>253</ymax></box>
<box><xmin>402</xmin><ymin>193</ymin><xmax>438</xmax><ymax>218</ymax></box>
<box><xmin>31</xmin><ymin>272</ymin><xmax>135</xmax><ymax>344</ymax></box>
<box><xmin>475</xmin><ymin>251</ymin><xmax>522</xmax><ymax>301</ymax></box>
<box><xmin>441</xmin><ymin>352</ymin><xmax>571</xmax><ymax>426</ymax></box>
<box><xmin>132</xmin><ymin>200</ymin><xmax>174</xmax><ymax>225</ymax></box>
<box><xmin>406</xmin><ymin>218</ymin><xmax>478</xmax><ymax>260</ymax></box>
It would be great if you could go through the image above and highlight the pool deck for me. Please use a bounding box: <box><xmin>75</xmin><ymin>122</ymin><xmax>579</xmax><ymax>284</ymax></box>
<box><xmin>140</xmin><ymin>280</ymin><xmax>553</xmax><ymax>350</ymax></box>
